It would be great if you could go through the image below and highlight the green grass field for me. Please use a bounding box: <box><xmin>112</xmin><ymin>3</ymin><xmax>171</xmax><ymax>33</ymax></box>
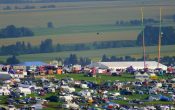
<box><xmin>54</xmin><ymin>73</ymin><xmax>136</xmax><ymax>82</ymax></box>
<box><xmin>0</xmin><ymin>45</ymin><xmax>174</xmax><ymax>62</ymax></box>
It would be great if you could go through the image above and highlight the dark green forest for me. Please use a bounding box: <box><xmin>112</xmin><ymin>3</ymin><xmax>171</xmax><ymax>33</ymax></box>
<box><xmin>137</xmin><ymin>26</ymin><xmax>175</xmax><ymax>46</ymax></box>
<box><xmin>0</xmin><ymin>25</ymin><xmax>34</xmax><ymax>38</ymax></box>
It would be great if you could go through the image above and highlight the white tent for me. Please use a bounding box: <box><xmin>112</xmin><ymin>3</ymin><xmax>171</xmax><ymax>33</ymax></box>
<box><xmin>17</xmin><ymin>87</ymin><xmax>31</xmax><ymax>95</ymax></box>
<box><xmin>88</xmin><ymin>61</ymin><xmax>167</xmax><ymax>70</ymax></box>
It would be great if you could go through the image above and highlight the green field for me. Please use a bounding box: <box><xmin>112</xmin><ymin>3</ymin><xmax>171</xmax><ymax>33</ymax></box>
<box><xmin>0</xmin><ymin>45</ymin><xmax>174</xmax><ymax>62</ymax></box>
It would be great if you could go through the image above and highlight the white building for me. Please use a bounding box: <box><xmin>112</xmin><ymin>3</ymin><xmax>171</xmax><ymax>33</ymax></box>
<box><xmin>88</xmin><ymin>61</ymin><xmax>167</xmax><ymax>70</ymax></box>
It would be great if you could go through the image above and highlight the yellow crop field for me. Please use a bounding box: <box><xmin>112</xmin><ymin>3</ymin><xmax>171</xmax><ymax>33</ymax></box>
<box><xmin>0</xmin><ymin>1</ymin><xmax>174</xmax><ymax>28</ymax></box>
<box><xmin>0</xmin><ymin>30</ymin><xmax>139</xmax><ymax>46</ymax></box>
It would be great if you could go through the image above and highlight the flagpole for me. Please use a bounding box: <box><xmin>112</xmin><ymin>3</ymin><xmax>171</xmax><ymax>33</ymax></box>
<box><xmin>158</xmin><ymin>7</ymin><xmax>162</xmax><ymax>68</ymax></box>
<box><xmin>141</xmin><ymin>7</ymin><xmax>146</xmax><ymax>69</ymax></box>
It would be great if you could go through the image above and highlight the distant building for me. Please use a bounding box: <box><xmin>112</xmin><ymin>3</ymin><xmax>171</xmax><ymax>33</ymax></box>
<box><xmin>18</xmin><ymin>61</ymin><xmax>47</xmax><ymax>67</ymax></box>
<box><xmin>88</xmin><ymin>61</ymin><xmax>167</xmax><ymax>70</ymax></box>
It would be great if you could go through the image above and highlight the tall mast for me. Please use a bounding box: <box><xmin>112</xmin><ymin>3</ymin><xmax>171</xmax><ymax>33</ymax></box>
<box><xmin>157</xmin><ymin>7</ymin><xmax>162</xmax><ymax>68</ymax></box>
<box><xmin>141</xmin><ymin>7</ymin><xmax>146</xmax><ymax>68</ymax></box>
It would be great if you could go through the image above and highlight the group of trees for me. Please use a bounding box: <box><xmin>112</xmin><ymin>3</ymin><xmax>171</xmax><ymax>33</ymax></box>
<box><xmin>6</xmin><ymin>55</ymin><xmax>20</xmax><ymax>64</ymax></box>
<box><xmin>0</xmin><ymin>0</ymin><xmax>96</xmax><ymax>3</ymax></box>
<box><xmin>4</xmin><ymin>54</ymin><xmax>91</xmax><ymax>66</ymax></box>
<box><xmin>173</xmin><ymin>14</ymin><xmax>175</xmax><ymax>22</ymax></box>
<box><xmin>137</xmin><ymin>26</ymin><xmax>175</xmax><ymax>46</ymax></box>
<box><xmin>92</xmin><ymin>40</ymin><xmax>136</xmax><ymax>49</ymax></box>
<box><xmin>101</xmin><ymin>54</ymin><xmax>137</xmax><ymax>62</ymax></box>
<box><xmin>61</xmin><ymin>54</ymin><xmax>91</xmax><ymax>66</ymax></box>
<box><xmin>0</xmin><ymin>41</ymin><xmax>36</xmax><ymax>55</ymax></box>
<box><xmin>3</xmin><ymin>5</ymin><xmax>56</xmax><ymax>10</ymax></box>
<box><xmin>0</xmin><ymin>39</ymin><xmax>136</xmax><ymax>55</ymax></box>
<box><xmin>116</xmin><ymin>18</ymin><xmax>158</xmax><ymax>26</ymax></box>
<box><xmin>0</xmin><ymin>25</ymin><xmax>34</xmax><ymax>38</ymax></box>
<box><xmin>4</xmin><ymin>53</ymin><xmax>175</xmax><ymax>66</ymax></box>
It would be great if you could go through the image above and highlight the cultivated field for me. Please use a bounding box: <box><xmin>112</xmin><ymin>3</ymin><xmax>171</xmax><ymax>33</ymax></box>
<box><xmin>0</xmin><ymin>1</ymin><xmax>175</xmax><ymax>46</ymax></box>
<box><xmin>0</xmin><ymin>28</ymin><xmax>140</xmax><ymax>46</ymax></box>
<box><xmin>0</xmin><ymin>0</ymin><xmax>175</xmax><ymax>62</ymax></box>
<box><xmin>0</xmin><ymin>45</ymin><xmax>174</xmax><ymax>62</ymax></box>
<box><xmin>0</xmin><ymin>1</ymin><xmax>175</xmax><ymax>28</ymax></box>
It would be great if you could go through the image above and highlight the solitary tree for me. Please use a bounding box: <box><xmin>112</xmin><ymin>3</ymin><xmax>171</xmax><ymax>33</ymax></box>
<box><xmin>47</xmin><ymin>22</ymin><xmax>54</xmax><ymax>28</ymax></box>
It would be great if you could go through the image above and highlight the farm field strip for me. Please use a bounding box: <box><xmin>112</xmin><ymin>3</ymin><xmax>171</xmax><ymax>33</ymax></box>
<box><xmin>0</xmin><ymin>2</ymin><xmax>174</xmax><ymax>28</ymax></box>
<box><xmin>0</xmin><ymin>30</ymin><xmax>140</xmax><ymax>46</ymax></box>
<box><xmin>31</xmin><ymin>25</ymin><xmax>141</xmax><ymax>36</ymax></box>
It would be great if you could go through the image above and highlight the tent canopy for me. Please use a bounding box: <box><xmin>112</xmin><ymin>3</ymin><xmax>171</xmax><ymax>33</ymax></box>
<box><xmin>18</xmin><ymin>61</ymin><xmax>47</xmax><ymax>66</ymax></box>
<box><xmin>89</xmin><ymin>61</ymin><xmax>167</xmax><ymax>70</ymax></box>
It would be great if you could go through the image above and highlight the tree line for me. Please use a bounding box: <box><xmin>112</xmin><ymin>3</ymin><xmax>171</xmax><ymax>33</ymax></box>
<box><xmin>115</xmin><ymin>18</ymin><xmax>158</xmax><ymax>26</ymax></box>
<box><xmin>4</xmin><ymin>54</ymin><xmax>175</xmax><ymax>67</ymax></box>
<box><xmin>56</xmin><ymin>54</ymin><xmax>91</xmax><ymax>66</ymax></box>
<box><xmin>4</xmin><ymin>54</ymin><xmax>91</xmax><ymax>66</ymax></box>
<box><xmin>3</xmin><ymin>5</ymin><xmax>56</xmax><ymax>10</ymax></box>
<box><xmin>0</xmin><ymin>25</ymin><xmax>34</xmax><ymax>38</ymax></box>
<box><xmin>0</xmin><ymin>0</ymin><xmax>108</xmax><ymax>3</ymax></box>
<box><xmin>0</xmin><ymin>39</ymin><xmax>136</xmax><ymax>55</ymax></box>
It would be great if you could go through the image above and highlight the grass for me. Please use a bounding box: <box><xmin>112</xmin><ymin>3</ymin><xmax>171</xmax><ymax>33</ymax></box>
<box><xmin>31</xmin><ymin>24</ymin><xmax>141</xmax><ymax>36</ymax></box>
<box><xmin>54</xmin><ymin>73</ymin><xmax>136</xmax><ymax>82</ymax></box>
<box><xmin>0</xmin><ymin>95</ymin><xmax>8</xmax><ymax>105</ymax></box>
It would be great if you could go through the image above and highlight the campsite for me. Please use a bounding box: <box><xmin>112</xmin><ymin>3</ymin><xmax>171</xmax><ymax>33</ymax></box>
<box><xmin>0</xmin><ymin>0</ymin><xmax>175</xmax><ymax>110</ymax></box>
<box><xmin>0</xmin><ymin>61</ymin><xmax>175</xmax><ymax>109</ymax></box>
